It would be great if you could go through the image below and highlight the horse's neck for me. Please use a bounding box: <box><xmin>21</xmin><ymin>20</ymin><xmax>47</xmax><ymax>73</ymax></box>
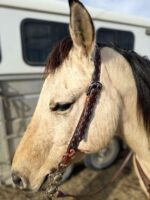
<box><xmin>101</xmin><ymin>47</ymin><xmax>150</xmax><ymax>172</ymax></box>
<box><xmin>123</xmin><ymin>115</ymin><xmax>150</xmax><ymax>178</ymax></box>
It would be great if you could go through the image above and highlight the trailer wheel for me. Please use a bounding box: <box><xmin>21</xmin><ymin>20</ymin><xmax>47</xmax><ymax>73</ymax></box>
<box><xmin>83</xmin><ymin>137</ymin><xmax>120</xmax><ymax>170</ymax></box>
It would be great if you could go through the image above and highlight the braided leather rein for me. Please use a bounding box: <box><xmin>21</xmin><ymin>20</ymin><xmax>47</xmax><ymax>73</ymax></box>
<box><xmin>45</xmin><ymin>45</ymin><xmax>102</xmax><ymax>199</ymax></box>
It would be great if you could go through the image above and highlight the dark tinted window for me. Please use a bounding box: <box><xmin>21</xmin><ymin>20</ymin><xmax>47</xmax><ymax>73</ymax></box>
<box><xmin>97</xmin><ymin>28</ymin><xmax>134</xmax><ymax>50</ymax></box>
<box><xmin>21</xmin><ymin>19</ymin><xmax>69</xmax><ymax>66</ymax></box>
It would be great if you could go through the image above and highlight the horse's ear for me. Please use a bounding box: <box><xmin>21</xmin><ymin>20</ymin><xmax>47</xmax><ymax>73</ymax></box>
<box><xmin>69</xmin><ymin>0</ymin><xmax>95</xmax><ymax>56</ymax></box>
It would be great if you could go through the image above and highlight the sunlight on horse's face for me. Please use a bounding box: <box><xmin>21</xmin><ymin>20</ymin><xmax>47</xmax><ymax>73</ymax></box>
<box><xmin>12</xmin><ymin>47</ymin><xmax>121</xmax><ymax>191</ymax></box>
<box><xmin>11</xmin><ymin>0</ymin><xmax>121</xmax><ymax>192</ymax></box>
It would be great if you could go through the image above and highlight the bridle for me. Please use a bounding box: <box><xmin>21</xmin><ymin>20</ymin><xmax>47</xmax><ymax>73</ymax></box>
<box><xmin>44</xmin><ymin>45</ymin><xmax>133</xmax><ymax>199</ymax></box>
<box><xmin>45</xmin><ymin>45</ymin><xmax>102</xmax><ymax>198</ymax></box>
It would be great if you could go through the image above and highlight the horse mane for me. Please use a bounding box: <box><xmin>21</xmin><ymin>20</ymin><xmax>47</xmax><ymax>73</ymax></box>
<box><xmin>122</xmin><ymin>50</ymin><xmax>150</xmax><ymax>135</ymax></box>
<box><xmin>45</xmin><ymin>37</ymin><xmax>73</xmax><ymax>74</ymax></box>
<box><xmin>99</xmin><ymin>43</ymin><xmax>150</xmax><ymax>135</ymax></box>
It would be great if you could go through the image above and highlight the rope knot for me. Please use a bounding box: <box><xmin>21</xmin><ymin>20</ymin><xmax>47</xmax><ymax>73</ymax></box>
<box><xmin>86</xmin><ymin>81</ymin><xmax>102</xmax><ymax>96</ymax></box>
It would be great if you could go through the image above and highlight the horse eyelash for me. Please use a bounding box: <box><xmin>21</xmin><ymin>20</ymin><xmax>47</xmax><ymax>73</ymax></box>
<box><xmin>50</xmin><ymin>102</ymin><xmax>73</xmax><ymax>112</ymax></box>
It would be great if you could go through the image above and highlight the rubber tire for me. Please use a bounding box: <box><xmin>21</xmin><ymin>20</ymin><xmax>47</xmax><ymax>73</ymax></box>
<box><xmin>83</xmin><ymin>137</ymin><xmax>121</xmax><ymax>170</ymax></box>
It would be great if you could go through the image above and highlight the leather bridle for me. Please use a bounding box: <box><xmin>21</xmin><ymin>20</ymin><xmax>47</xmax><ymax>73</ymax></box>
<box><xmin>44</xmin><ymin>45</ymin><xmax>133</xmax><ymax>199</ymax></box>
<box><xmin>45</xmin><ymin>45</ymin><xmax>102</xmax><ymax>199</ymax></box>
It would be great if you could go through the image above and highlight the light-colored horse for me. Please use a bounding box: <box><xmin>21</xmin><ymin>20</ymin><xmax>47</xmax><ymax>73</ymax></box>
<box><xmin>12</xmin><ymin>0</ymin><xmax>150</xmax><ymax>198</ymax></box>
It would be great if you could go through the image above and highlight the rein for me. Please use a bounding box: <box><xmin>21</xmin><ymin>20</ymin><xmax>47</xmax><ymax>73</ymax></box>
<box><xmin>44</xmin><ymin>46</ymin><xmax>133</xmax><ymax>199</ymax></box>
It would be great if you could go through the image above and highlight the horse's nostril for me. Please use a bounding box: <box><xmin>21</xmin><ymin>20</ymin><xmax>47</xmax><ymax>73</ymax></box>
<box><xmin>12</xmin><ymin>171</ymin><xmax>27</xmax><ymax>189</ymax></box>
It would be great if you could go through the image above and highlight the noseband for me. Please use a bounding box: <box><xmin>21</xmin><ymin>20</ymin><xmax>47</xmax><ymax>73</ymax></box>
<box><xmin>45</xmin><ymin>45</ymin><xmax>102</xmax><ymax>198</ymax></box>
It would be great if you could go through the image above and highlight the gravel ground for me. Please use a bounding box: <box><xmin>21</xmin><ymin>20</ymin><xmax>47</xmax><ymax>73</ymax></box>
<box><xmin>0</xmin><ymin>158</ymin><xmax>147</xmax><ymax>200</ymax></box>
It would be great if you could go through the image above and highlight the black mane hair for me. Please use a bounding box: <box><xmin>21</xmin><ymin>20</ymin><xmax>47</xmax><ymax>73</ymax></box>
<box><xmin>45</xmin><ymin>37</ymin><xmax>150</xmax><ymax>134</ymax></box>
<box><xmin>122</xmin><ymin>49</ymin><xmax>150</xmax><ymax>135</ymax></box>
<box><xmin>45</xmin><ymin>37</ymin><xmax>73</xmax><ymax>74</ymax></box>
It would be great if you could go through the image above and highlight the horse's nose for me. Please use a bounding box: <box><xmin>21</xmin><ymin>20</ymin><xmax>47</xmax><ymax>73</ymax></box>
<box><xmin>12</xmin><ymin>171</ymin><xmax>28</xmax><ymax>189</ymax></box>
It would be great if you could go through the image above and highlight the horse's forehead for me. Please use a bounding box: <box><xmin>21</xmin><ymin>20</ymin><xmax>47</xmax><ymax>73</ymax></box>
<box><xmin>42</xmin><ymin>50</ymin><xmax>93</xmax><ymax>104</ymax></box>
<box><xmin>42</xmin><ymin>70</ymin><xmax>75</xmax><ymax>103</ymax></box>
<box><xmin>45</xmin><ymin>69</ymin><xmax>71</xmax><ymax>91</ymax></box>
<box><xmin>43</xmin><ymin>75</ymin><xmax>66</xmax><ymax>101</ymax></box>
<box><xmin>45</xmin><ymin>59</ymin><xmax>89</xmax><ymax>88</ymax></box>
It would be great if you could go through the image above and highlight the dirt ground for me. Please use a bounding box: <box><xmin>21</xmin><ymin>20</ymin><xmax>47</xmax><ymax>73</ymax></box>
<box><xmin>0</xmin><ymin>158</ymin><xmax>147</xmax><ymax>200</ymax></box>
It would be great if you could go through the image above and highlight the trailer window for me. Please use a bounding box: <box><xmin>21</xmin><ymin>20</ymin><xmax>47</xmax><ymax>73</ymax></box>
<box><xmin>96</xmin><ymin>28</ymin><xmax>134</xmax><ymax>50</ymax></box>
<box><xmin>21</xmin><ymin>19</ymin><xmax>69</xmax><ymax>66</ymax></box>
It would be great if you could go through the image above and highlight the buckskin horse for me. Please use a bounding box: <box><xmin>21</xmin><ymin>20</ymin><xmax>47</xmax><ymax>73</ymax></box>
<box><xmin>12</xmin><ymin>0</ymin><xmax>150</xmax><ymax>198</ymax></box>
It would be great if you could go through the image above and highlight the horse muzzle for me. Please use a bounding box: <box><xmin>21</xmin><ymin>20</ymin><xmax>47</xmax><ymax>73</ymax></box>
<box><xmin>12</xmin><ymin>170</ymin><xmax>28</xmax><ymax>190</ymax></box>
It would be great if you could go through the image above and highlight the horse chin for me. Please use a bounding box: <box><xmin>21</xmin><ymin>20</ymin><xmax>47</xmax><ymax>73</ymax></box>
<box><xmin>36</xmin><ymin>152</ymin><xmax>84</xmax><ymax>192</ymax></box>
<box><xmin>20</xmin><ymin>175</ymin><xmax>49</xmax><ymax>193</ymax></box>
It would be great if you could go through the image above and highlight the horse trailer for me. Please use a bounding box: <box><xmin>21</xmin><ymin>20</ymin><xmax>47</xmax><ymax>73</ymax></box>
<box><xmin>0</xmin><ymin>0</ymin><xmax>150</xmax><ymax>184</ymax></box>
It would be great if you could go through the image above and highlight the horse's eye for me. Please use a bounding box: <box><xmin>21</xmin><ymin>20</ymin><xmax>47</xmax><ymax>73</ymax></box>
<box><xmin>50</xmin><ymin>102</ymin><xmax>73</xmax><ymax>112</ymax></box>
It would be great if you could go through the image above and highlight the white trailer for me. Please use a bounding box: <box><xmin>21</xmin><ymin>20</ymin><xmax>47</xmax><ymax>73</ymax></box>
<box><xmin>0</xmin><ymin>0</ymin><xmax>150</xmax><ymax>184</ymax></box>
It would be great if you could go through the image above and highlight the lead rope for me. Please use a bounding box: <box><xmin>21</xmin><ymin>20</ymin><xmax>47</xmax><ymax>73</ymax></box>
<box><xmin>57</xmin><ymin>151</ymin><xmax>133</xmax><ymax>199</ymax></box>
<box><xmin>135</xmin><ymin>157</ymin><xmax>150</xmax><ymax>195</ymax></box>
<box><xmin>44</xmin><ymin>151</ymin><xmax>133</xmax><ymax>200</ymax></box>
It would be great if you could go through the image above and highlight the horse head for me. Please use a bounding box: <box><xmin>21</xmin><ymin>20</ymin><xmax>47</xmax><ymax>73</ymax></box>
<box><xmin>11</xmin><ymin>0</ymin><xmax>123</xmax><ymax>192</ymax></box>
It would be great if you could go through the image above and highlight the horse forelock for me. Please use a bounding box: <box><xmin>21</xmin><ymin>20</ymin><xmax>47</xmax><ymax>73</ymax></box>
<box><xmin>45</xmin><ymin>37</ymin><xmax>73</xmax><ymax>75</ymax></box>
